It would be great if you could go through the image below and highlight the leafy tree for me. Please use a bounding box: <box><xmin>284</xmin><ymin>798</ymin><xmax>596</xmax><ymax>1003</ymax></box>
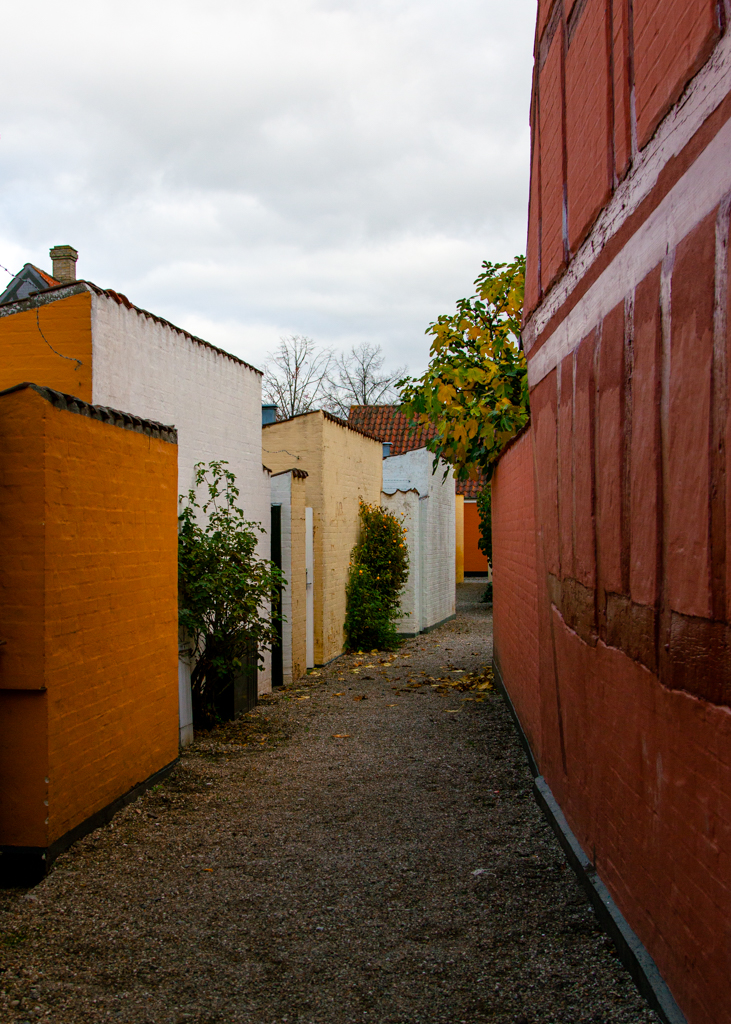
<box><xmin>398</xmin><ymin>256</ymin><xmax>528</xmax><ymax>482</ymax></box>
<box><xmin>178</xmin><ymin>461</ymin><xmax>286</xmax><ymax>723</ymax></box>
<box><xmin>344</xmin><ymin>501</ymin><xmax>409</xmax><ymax>651</ymax></box>
<box><xmin>263</xmin><ymin>335</ymin><xmax>333</xmax><ymax>418</ymax></box>
<box><xmin>324</xmin><ymin>342</ymin><xmax>406</xmax><ymax>418</ymax></box>
<box><xmin>476</xmin><ymin>486</ymin><xmax>492</xmax><ymax>567</ymax></box>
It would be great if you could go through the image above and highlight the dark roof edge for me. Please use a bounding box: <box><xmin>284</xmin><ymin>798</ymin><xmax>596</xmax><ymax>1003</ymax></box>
<box><xmin>0</xmin><ymin>280</ymin><xmax>262</xmax><ymax>376</ymax></box>
<box><xmin>263</xmin><ymin>407</ymin><xmax>382</xmax><ymax>441</ymax></box>
<box><xmin>271</xmin><ymin>467</ymin><xmax>309</xmax><ymax>479</ymax></box>
<box><xmin>0</xmin><ymin>382</ymin><xmax>178</xmax><ymax>444</ymax></box>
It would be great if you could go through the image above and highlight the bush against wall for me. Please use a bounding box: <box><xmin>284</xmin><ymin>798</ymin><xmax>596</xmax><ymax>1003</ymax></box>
<box><xmin>344</xmin><ymin>500</ymin><xmax>409</xmax><ymax>651</ymax></box>
<box><xmin>178</xmin><ymin>461</ymin><xmax>286</xmax><ymax>723</ymax></box>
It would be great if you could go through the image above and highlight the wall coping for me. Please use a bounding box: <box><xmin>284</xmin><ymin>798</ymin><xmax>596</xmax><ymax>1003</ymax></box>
<box><xmin>0</xmin><ymin>280</ymin><xmax>261</xmax><ymax>376</ymax></box>
<box><xmin>0</xmin><ymin>382</ymin><xmax>178</xmax><ymax>444</ymax></box>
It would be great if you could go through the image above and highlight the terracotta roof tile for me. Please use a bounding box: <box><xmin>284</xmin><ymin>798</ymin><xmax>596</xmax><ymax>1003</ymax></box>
<box><xmin>347</xmin><ymin>405</ymin><xmax>437</xmax><ymax>455</ymax></box>
<box><xmin>347</xmin><ymin>405</ymin><xmax>488</xmax><ymax>496</ymax></box>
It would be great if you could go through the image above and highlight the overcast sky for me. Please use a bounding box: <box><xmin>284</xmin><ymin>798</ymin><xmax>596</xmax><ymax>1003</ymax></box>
<box><xmin>1</xmin><ymin>0</ymin><xmax>536</xmax><ymax>377</ymax></box>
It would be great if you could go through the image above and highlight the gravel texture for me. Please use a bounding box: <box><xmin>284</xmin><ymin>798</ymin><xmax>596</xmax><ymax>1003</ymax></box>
<box><xmin>0</xmin><ymin>581</ymin><xmax>658</xmax><ymax>1024</ymax></box>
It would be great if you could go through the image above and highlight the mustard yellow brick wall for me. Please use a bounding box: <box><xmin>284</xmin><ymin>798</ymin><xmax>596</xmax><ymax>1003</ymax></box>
<box><xmin>320</xmin><ymin>417</ymin><xmax>382</xmax><ymax>660</ymax></box>
<box><xmin>290</xmin><ymin>475</ymin><xmax>308</xmax><ymax>681</ymax></box>
<box><xmin>0</xmin><ymin>292</ymin><xmax>93</xmax><ymax>401</ymax></box>
<box><xmin>263</xmin><ymin>413</ymin><xmax>382</xmax><ymax>663</ymax></box>
<box><xmin>0</xmin><ymin>386</ymin><xmax>179</xmax><ymax>851</ymax></box>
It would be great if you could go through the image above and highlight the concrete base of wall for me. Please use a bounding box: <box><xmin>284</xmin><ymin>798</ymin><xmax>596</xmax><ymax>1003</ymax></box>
<box><xmin>397</xmin><ymin>613</ymin><xmax>457</xmax><ymax>638</ymax></box>
<box><xmin>491</xmin><ymin>657</ymin><xmax>686</xmax><ymax>1024</ymax></box>
<box><xmin>0</xmin><ymin>757</ymin><xmax>179</xmax><ymax>889</ymax></box>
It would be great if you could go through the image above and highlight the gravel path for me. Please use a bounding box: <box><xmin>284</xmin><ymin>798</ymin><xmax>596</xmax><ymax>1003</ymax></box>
<box><xmin>0</xmin><ymin>582</ymin><xmax>658</xmax><ymax>1024</ymax></box>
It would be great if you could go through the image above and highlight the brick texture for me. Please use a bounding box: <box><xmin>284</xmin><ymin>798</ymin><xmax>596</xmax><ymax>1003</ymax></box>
<box><xmin>633</xmin><ymin>0</ymin><xmax>720</xmax><ymax>147</ymax></box>
<box><xmin>0</xmin><ymin>386</ymin><xmax>178</xmax><ymax>851</ymax></box>
<box><xmin>263</xmin><ymin>413</ymin><xmax>383</xmax><ymax>664</ymax></box>
<box><xmin>491</xmin><ymin>430</ymin><xmax>541</xmax><ymax>760</ymax></box>
<box><xmin>0</xmin><ymin>292</ymin><xmax>93</xmax><ymax>400</ymax></box>
<box><xmin>565</xmin><ymin>0</ymin><xmax>612</xmax><ymax>251</ymax></box>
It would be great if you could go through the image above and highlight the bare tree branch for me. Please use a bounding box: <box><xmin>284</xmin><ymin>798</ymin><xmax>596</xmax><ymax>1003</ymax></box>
<box><xmin>262</xmin><ymin>335</ymin><xmax>333</xmax><ymax>419</ymax></box>
<box><xmin>323</xmin><ymin>343</ymin><xmax>407</xmax><ymax>418</ymax></box>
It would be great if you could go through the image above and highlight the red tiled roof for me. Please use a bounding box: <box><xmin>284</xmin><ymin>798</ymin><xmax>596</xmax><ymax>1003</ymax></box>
<box><xmin>347</xmin><ymin>405</ymin><xmax>437</xmax><ymax>455</ymax></box>
<box><xmin>348</xmin><ymin>405</ymin><xmax>488</xmax><ymax>496</ymax></box>
<box><xmin>455</xmin><ymin>475</ymin><xmax>486</xmax><ymax>498</ymax></box>
<box><xmin>30</xmin><ymin>265</ymin><xmax>60</xmax><ymax>288</ymax></box>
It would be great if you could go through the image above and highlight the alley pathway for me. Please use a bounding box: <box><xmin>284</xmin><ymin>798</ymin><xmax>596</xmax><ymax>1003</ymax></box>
<box><xmin>0</xmin><ymin>583</ymin><xmax>658</xmax><ymax>1024</ymax></box>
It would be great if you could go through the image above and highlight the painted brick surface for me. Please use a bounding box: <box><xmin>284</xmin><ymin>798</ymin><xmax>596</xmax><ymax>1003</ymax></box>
<box><xmin>633</xmin><ymin>0</ymin><xmax>720</xmax><ymax>147</ymax></box>
<box><xmin>271</xmin><ymin>472</ymin><xmax>308</xmax><ymax>685</ymax></box>
<box><xmin>506</xmin><ymin>10</ymin><xmax>731</xmax><ymax>1019</ymax></box>
<box><xmin>0</xmin><ymin>292</ymin><xmax>93</xmax><ymax>400</ymax></box>
<box><xmin>491</xmin><ymin>430</ymin><xmax>541</xmax><ymax>762</ymax></box>
<box><xmin>263</xmin><ymin>413</ymin><xmax>383</xmax><ymax>664</ymax></box>
<box><xmin>382</xmin><ymin>448</ymin><xmax>456</xmax><ymax>630</ymax></box>
<box><xmin>539</xmin><ymin>34</ymin><xmax>567</xmax><ymax>292</ymax></box>
<box><xmin>0</xmin><ymin>386</ymin><xmax>178</xmax><ymax>853</ymax></box>
<box><xmin>565</xmin><ymin>0</ymin><xmax>612</xmax><ymax>251</ymax></box>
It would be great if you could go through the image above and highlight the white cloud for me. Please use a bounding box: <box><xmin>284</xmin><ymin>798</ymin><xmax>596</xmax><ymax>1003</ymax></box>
<box><xmin>0</xmin><ymin>0</ymin><xmax>536</xmax><ymax>376</ymax></box>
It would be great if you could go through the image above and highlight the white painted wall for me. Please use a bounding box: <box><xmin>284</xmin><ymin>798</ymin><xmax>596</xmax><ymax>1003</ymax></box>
<box><xmin>382</xmin><ymin>448</ymin><xmax>455</xmax><ymax>633</ymax></box>
<box><xmin>89</xmin><ymin>292</ymin><xmax>272</xmax><ymax>714</ymax></box>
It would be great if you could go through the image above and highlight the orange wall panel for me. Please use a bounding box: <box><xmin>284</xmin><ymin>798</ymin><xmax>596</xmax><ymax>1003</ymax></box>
<box><xmin>42</xmin><ymin>400</ymin><xmax>179</xmax><ymax>844</ymax></box>
<box><xmin>0</xmin><ymin>385</ymin><xmax>179</xmax><ymax>853</ymax></box>
<box><xmin>0</xmin><ymin>292</ymin><xmax>93</xmax><ymax>401</ymax></box>
<box><xmin>463</xmin><ymin>500</ymin><xmax>489</xmax><ymax>573</ymax></box>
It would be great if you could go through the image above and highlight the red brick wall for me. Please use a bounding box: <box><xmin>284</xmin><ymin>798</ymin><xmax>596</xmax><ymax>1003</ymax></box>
<box><xmin>491</xmin><ymin>431</ymin><xmax>541</xmax><ymax>762</ymax></box>
<box><xmin>524</xmin><ymin>0</ymin><xmax>723</xmax><ymax>319</ymax></box>
<box><xmin>500</xmin><ymin>6</ymin><xmax>731</xmax><ymax>1019</ymax></box>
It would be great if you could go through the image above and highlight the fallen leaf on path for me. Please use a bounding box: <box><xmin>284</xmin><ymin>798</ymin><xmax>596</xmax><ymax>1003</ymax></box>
<box><xmin>444</xmin><ymin>710</ymin><xmax>460</xmax><ymax>714</ymax></box>
<box><xmin>295</xmin><ymin>696</ymin><xmax>311</xmax><ymax>701</ymax></box>
<box><xmin>386</xmin><ymin>704</ymin><xmax>398</xmax><ymax>707</ymax></box>
<box><xmin>333</xmin><ymin>692</ymin><xmax>345</xmax><ymax>696</ymax></box>
<box><xmin>352</xmin><ymin>695</ymin><xmax>368</xmax><ymax>701</ymax></box>
<box><xmin>332</xmin><ymin>734</ymin><xmax>351</xmax><ymax>738</ymax></box>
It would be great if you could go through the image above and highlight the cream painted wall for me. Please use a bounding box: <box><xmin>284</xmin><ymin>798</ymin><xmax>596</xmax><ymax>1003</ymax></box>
<box><xmin>263</xmin><ymin>412</ymin><xmax>382</xmax><ymax>664</ymax></box>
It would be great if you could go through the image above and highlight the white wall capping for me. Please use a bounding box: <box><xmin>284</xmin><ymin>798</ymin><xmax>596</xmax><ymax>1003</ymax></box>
<box><xmin>524</xmin><ymin>28</ymin><xmax>731</xmax><ymax>353</ymax></box>
<box><xmin>528</xmin><ymin>115</ymin><xmax>731</xmax><ymax>387</ymax></box>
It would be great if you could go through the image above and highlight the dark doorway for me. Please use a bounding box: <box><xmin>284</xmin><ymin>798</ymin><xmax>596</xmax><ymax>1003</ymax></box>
<box><xmin>271</xmin><ymin>504</ymin><xmax>284</xmax><ymax>688</ymax></box>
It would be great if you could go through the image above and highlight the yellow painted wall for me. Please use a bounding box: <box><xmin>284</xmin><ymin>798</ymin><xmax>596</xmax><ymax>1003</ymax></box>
<box><xmin>0</xmin><ymin>292</ymin><xmax>93</xmax><ymax>401</ymax></box>
<box><xmin>0</xmin><ymin>385</ymin><xmax>179</xmax><ymax>851</ymax></box>
<box><xmin>263</xmin><ymin>413</ymin><xmax>382</xmax><ymax>663</ymax></box>
<box><xmin>455</xmin><ymin>494</ymin><xmax>465</xmax><ymax>584</ymax></box>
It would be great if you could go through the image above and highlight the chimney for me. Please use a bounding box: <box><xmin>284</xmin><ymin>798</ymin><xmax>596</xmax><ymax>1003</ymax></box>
<box><xmin>49</xmin><ymin>245</ymin><xmax>78</xmax><ymax>284</ymax></box>
<box><xmin>382</xmin><ymin>442</ymin><xmax>392</xmax><ymax>458</ymax></box>
<box><xmin>262</xmin><ymin>404</ymin><xmax>278</xmax><ymax>426</ymax></box>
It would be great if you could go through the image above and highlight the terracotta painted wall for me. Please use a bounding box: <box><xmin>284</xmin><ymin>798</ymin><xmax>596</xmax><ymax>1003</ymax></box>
<box><xmin>0</xmin><ymin>292</ymin><xmax>92</xmax><ymax>400</ymax></box>
<box><xmin>492</xmin><ymin>5</ymin><xmax>731</xmax><ymax>1022</ymax></box>
<box><xmin>463</xmin><ymin>501</ymin><xmax>490</xmax><ymax>573</ymax></box>
<box><xmin>0</xmin><ymin>385</ymin><xmax>179</xmax><ymax>853</ymax></box>
<box><xmin>491</xmin><ymin>432</ymin><xmax>541</xmax><ymax>765</ymax></box>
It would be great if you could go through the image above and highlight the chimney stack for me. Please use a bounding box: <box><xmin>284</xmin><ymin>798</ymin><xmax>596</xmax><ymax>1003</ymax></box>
<box><xmin>382</xmin><ymin>442</ymin><xmax>392</xmax><ymax>458</ymax></box>
<box><xmin>262</xmin><ymin>404</ymin><xmax>279</xmax><ymax>425</ymax></box>
<box><xmin>49</xmin><ymin>245</ymin><xmax>78</xmax><ymax>284</ymax></box>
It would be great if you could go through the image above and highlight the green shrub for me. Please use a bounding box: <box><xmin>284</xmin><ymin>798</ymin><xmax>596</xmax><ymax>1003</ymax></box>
<box><xmin>178</xmin><ymin>460</ymin><xmax>286</xmax><ymax>725</ymax></box>
<box><xmin>344</xmin><ymin>500</ymin><xmax>409</xmax><ymax>651</ymax></box>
